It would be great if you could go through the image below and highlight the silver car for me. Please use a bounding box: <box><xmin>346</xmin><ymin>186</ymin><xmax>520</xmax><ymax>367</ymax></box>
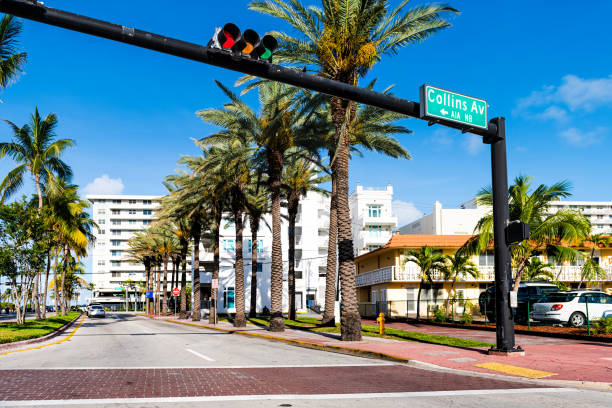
<box><xmin>87</xmin><ymin>305</ymin><xmax>105</xmax><ymax>318</ymax></box>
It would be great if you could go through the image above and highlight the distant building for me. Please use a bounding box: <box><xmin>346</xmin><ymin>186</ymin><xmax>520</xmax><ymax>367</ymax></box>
<box><xmin>546</xmin><ymin>201</ymin><xmax>612</xmax><ymax>235</ymax></box>
<box><xmin>350</xmin><ymin>184</ymin><xmax>398</xmax><ymax>255</ymax></box>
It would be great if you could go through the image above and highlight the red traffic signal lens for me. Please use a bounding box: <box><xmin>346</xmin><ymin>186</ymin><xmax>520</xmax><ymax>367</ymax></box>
<box><xmin>218</xmin><ymin>23</ymin><xmax>240</xmax><ymax>49</ymax></box>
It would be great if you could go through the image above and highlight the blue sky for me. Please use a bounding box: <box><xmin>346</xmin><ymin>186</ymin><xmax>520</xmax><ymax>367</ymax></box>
<box><xmin>1</xmin><ymin>0</ymin><xmax>612</xmax><ymax>227</ymax></box>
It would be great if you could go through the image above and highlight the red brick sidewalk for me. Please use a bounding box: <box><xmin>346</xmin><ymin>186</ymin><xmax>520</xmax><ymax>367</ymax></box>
<box><xmin>0</xmin><ymin>365</ymin><xmax>544</xmax><ymax>401</ymax></box>
<box><xmin>162</xmin><ymin>317</ymin><xmax>612</xmax><ymax>385</ymax></box>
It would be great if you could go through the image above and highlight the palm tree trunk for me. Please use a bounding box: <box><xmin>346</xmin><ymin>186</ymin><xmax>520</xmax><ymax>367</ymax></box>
<box><xmin>416</xmin><ymin>284</ymin><xmax>422</xmax><ymax>321</ymax></box>
<box><xmin>60</xmin><ymin>245</ymin><xmax>69</xmax><ymax>316</ymax></box>
<box><xmin>162</xmin><ymin>256</ymin><xmax>169</xmax><ymax>314</ymax></box>
<box><xmin>179</xmin><ymin>252</ymin><xmax>187</xmax><ymax>318</ymax></box>
<box><xmin>268</xmin><ymin>149</ymin><xmax>285</xmax><ymax>332</ymax></box>
<box><xmin>288</xmin><ymin>194</ymin><xmax>298</xmax><ymax>321</ymax></box>
<box><xmin>32</xmin><ymin>266</ymin><xmax>41</xmax><ymax>319</ymax></box>
<box><xmin>155</xmin><ymin>262</ymin><xmax>161</xmax><ymax>315</ymax></box>
<box><xmin>145</xmin><ymin>258</ymin><xmax>151</xmax><ymax>315</ymax></box>
<box><xmin>42</xmin><ymin>250</ymin><xmax>51</xmax><ymax>319</ymax></box>
<box><xmin>234</xmin><ymin>209</ymin><xmax>246</xmax><ymax>327</ymax></box>
<box><xmin>209</xmin><ymin>210</ymin><xmax>222</xmax><ymax>324</ymax></box>
<box><xmin>53</xmin><ymin>248</ymin><xmax>59</xmax><ymax>315</ymax></box>
<box><xmin>191</xmin><ymin>219</ymin><xmax>201</xmax><ymax>321</ymax></box>
<box><xmin>332</xmin><ymin>97</ymin><xmax>361</xmax><ymax>341</ymax></box>
<box><xmin>321</xmin><ymin>171</ymin><xmax>337</xmax><ymax>326</ymax></box>
<box><xmin>249</xmin><ymin>215</ymin><xmax>259</xmax><ymax>318</ymax></box>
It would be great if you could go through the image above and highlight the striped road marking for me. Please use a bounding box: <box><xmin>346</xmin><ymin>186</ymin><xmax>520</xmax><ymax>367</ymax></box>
<box><xmin>475</xmin><ymin>362</ymin><xmax>557</xmax><ymax>379</ymax></box>
<box><xmin>185</xmin><ymin>348</ymin><xmax>215</xmax><ymax>361</ymax></box>
<box><xmin>0</xmin><ymin>388</ymin><xmax>574</xmax><ymax>406</ymax></box>
<box><xmin>0</xmin><ymin>315</ymin><xmax>85</xmax><ymax>356</ymax></box>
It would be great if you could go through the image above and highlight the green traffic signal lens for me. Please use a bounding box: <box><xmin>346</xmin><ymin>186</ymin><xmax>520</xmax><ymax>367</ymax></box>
<box><xmin>260</xmin><ymin>49</ymin><xmax>272</xmax><ymax>59</ymax></box>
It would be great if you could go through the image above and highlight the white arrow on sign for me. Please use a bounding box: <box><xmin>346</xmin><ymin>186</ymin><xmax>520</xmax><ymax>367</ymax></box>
<box><xmin>440</xmin><ymin>108</ymin><xmax>448</xmax><ymax>115</ymax></box>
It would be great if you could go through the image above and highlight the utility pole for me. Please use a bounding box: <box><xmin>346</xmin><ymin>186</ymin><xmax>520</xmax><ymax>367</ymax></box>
<box><xmin>0</xmin><ymin>0</ymin><xmax>523</xmax><ymax>353</ymax></box>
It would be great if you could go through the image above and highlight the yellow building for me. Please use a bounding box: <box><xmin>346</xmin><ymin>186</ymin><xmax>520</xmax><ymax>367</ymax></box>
<box><xmin>354</xmin><ymin>233</ymin><xmax>612</xmax><ymax>318</ymax></box>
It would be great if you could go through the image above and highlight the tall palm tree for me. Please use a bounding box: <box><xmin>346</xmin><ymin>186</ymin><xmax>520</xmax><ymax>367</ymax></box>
<box><xmin>522</xmin><ymin>257</ymin><xmax>555</xmax><ymax>281</ymax></box>
<box><xmin>440</xmin><ymin>251</ymin><xmax>479</xmax><ymax>317</ymax></box>
<box><xmin>198</xmin><ymin>81</ymin><xmax>324</xmax><ymax>332</ymax></box>
<box><xmin>577</xmin><ymin>234</ymin><xmax>609</xmax><ymax>289</ymax></box>
<box><xmin>0</xmin><ymin>14</ymin><xmax>27</xmax><ymax>91</ymax></box>
<box><xmin>403</xmin><ymin>246</ymin><xmax>445</xmax><ymax>321</ymax></box>
<box><xmin>468</xmin><ymin>175</ymin><xmax>591</xmax><ymax>291</ymax></box>
<box><xmin>282</xmin><ymin>150</ymin><xmax>329</xmax><ymax>320</ymax></box>
<box><xmin>249</xmin><ymin>0</ymin><xmax>456</xmax><ymax>340</ymax></box>
<box><xmin>245</xmin><ymin>179</ymin><xmax>269</xmax><ymax>318</ymax></box>
<box><xmin>125</xmin><ymin>229</ymin><xmax>157</xmax><ymax>314</ymax></box>
<box><xmin>1</xmin><ymin>108</ymin><xmax>74</xmax><ymax>209</ymax></box>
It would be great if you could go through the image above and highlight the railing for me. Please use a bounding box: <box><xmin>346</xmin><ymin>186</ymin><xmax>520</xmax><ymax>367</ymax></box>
<box><xmin>355</xmin><ymin>264</ymin><xmax>612</xmax><ymax>287</ymax></box>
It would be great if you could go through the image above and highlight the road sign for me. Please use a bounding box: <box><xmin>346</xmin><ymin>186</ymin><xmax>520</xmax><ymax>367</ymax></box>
<box><xmin>145</xmin><ymin>291</ymin><xmax>153</xmax><ymax>299</ymax></box>
<box><xmin>211</xmin><ymin>279</ymin><xmax>218</xmax><ymax>289</ymax></box>
<box><xmin>420</xmin><ymin>84</ymin><xmax>488</xmax><ymax>129</ymax></box>
<box><xmin>172</xmin><ymin>288</ymin><xmax>180</xmax><ymax>296</ymax></box>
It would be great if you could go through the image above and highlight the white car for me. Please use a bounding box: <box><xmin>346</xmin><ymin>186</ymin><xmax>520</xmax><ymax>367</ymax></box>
<box><xmin>532</xmin><ymin>291</ymin><xmax>612</xmax><ymax>327</ymax></box>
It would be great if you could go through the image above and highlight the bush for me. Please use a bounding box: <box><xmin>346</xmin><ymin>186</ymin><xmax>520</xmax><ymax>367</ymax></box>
<box><xmin>432</xmin><ymin>305</ymin><xmax>446</xmax><ymax>322</ymax></box>
<box><xmin>460</xmin><ymin>311</ymin><xmax>473</xmax><ymax>325</ymax></box>
<box><xmin>594</xmin><ymin>316</ymin><xmax>612</xmax><ymax>334</ymax></box>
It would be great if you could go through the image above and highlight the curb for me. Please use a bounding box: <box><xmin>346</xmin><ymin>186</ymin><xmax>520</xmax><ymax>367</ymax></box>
<box><xmin>0</xmin><ymin>313</ymin><xmax>83</xmax><ymax>352</ymax></box>
<box><xmin>399</xmin><ymin>319</ymin><xmax>612</xmax><ymax>343</ymax></box>
<box><xmin>154</xmin><ymin>316</ymin><xmax>413</xmax><ymax>364</ymax></box>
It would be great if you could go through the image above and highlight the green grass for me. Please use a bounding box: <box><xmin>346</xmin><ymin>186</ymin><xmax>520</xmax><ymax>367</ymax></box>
<box><xmin>0</xmin><ymin>311</ymin><xmax>81</xmax><ymax>344</ymax></box>
<box><xmin>222</xmin><ymin>315</ymin><xmax>493</xmax><ymax>348</ymax></box>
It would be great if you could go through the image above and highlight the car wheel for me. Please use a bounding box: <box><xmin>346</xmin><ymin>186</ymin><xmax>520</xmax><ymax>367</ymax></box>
<box><xmin>568</xmin><ymin>312</ymin><xmax>586</xmax><ymax>327</ymax></box>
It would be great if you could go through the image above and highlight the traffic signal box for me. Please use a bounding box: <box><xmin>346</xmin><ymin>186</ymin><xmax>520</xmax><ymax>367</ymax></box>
<box><xmin>211</xmin><ymin>23</ymin><xmax>278</xmax><ymax>62</ymax></box>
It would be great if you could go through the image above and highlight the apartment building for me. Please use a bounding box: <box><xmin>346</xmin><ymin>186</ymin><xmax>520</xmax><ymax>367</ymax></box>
<box><xmin>350</xmin><ymin>184</ymin><xmax>398</xmax><ymax>256</ymax></box>
<box><xmin>547</xmin><ymin>201</ymin><xmax>612</xmax><ymax>234</ymax></box>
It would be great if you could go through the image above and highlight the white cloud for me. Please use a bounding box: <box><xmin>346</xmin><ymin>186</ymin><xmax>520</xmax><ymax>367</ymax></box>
<box><xmin>84</xmin><ymin>174</ymin><xmax>125</xmax><ymax>195</ymax></box>
<box><xmin>462</xmin><ymin>134</ymin><xmax>485</xmax><ymax>155</ymax></box>
<box><xmin>393</xmin><ymin>200</ymin><xmax>423</xmax><ymax>227</ymax></box>
<box><xmin>515</xmin><ymin>74</ymin><xmax>612</xmax><ymax>119</ymax></box>
<box><xmin>430</xmin><ymin>128</ymin><xmax>453</xmax><ymax>146</ymax></box>
<box><xmin>559</xmin><ymin>127</ymin><xmax>606</xmax><ymax>146</ymax></box>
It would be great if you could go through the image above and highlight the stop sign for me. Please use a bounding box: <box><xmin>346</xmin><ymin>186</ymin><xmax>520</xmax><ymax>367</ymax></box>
<box><xmin>172</xmin><ymin>288</ymin><xmax>180</xmax><ymax>296</ymax></box>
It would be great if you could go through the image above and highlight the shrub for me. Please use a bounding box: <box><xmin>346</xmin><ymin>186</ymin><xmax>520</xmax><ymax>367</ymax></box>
<box><xmin>432</xmin><ymin>305</ymin><xmax>446</xmax><ymax>322</ymax></box>
<box><xmin>594</xmin><ymin>316</ymin><xmax>612</xmax><ymax>335</ymax></box>
<box><xmin>460</xmin><ymin>311</ymin><xmax>473</xmax><ymax>325</ymax></box>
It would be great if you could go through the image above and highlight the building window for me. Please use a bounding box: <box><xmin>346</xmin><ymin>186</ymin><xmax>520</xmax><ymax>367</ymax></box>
<box><xmin>143</xmin><ymin>210</ymin><xmax>152</xmax><ymax>215</ymax></box>
<box><xmin>223</xmin><ymin>239</ymin><xmax>235</xmax><ymax>253</ymax></box>
<box><xmin>128</xmin><ymin>209</ymin><xmax>137</xmax><ymax>215</ymax></box>
<box><xmin>143</xmin><ymin>220</ymin><xmax>151</xmax><ymax>225</ymax></box>
<box><xmin>112</xmin><ymin>199</ymin><xmax>121</xmax><ymax>204</ymax></box>
<box><xmin>247</xmin><ymin>239</ymin><xmax>264</xmax><ymax>254</ymax></box>
<box><xmin>295</xmin><ymin>270</ymin><xmax>303</xmax><ymax>279</ymax></box>
<box><xmin>98</xmin><ymin>209</ymin><xmax>105</xmax><ymax>215</ymax></box>
<box><xmin>223</xmin><ymin>286</ymin><xmax>235</xmax><ymax>309</ymax></box>
<box><xmin>111</xmin><ymin>272</ymin><xmax>120</xmax><ymax>278</ymax></box>
<box><xmin>111</xmin><ymin>260</ymin><xmax>121</xmax><ymax>267</ymax></box>
<box><xmin>111</xmin><ymin>230</ymin><xmax>121</xmax><ymax>236</ymax></box>
<box><xmin>97</xmin><ymin>219</ymin><xmax>105</xmax><ymax>225</ymax></box>
<box><xmin>111</xmin><ymin>250</ymin><xmax>122</xmax><ymax>257</ymax></box>
<box><xmin>256</xmin><ymin>263</ymin><xmax>263</xmax><ymax>273</ymax></box>
<box><xmin>368</xmin><ymin>205</ymin><xmax>382</xmax><ymax>217</ymax></box>
<box><xmin>128</xmin><ymin>220</ymin><xmax>137</xmax><ymax>224</ymax></box>
<box><xmin>112</xmin><ymin>209</ymin><xmax>120</xmax><ymax>215</ymax></box>
<box><xmin>98</xmin><ymin>229</ymin><xmax>105</xmax><ymax>235</ymax></box>
<box><xmin>479</xmin><ymin>250</ymin><xmax>494</xmax><ymax>266</ymax></box>
<box><xmin>112</xmin><ymin>220</ymin><xmax>121</xmax><ymax>225</ymax></box>
<box><xmin>97</xmin><ymin>260</ymin><xmax>105</xmax><ymax>266</ymax></box>
<box><xmin>98</xmin><ymin>199</ymin><xmax>106</xmax><ymax>203</ymax></box>
<box><xmin>111</xmin><ymin>240</ymin><xmax>121</xmax><ymax>246</ymax></box>
<box><xmin>143</xmin><ymin>200</ymin><xmax>152</xmax><ymax>205</ymax></box>
<box><xmin>128</xmin><ymin>200</ymin><xmax>137</xmax><ymax>204</ymax></box>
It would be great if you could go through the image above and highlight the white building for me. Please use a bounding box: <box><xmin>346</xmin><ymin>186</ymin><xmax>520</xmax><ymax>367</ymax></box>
<box><xmin>400</xmin><ymin>199</ymin><xmax>612</xmax><ymax>236</ymax></box>
<box><xmin>399</xmin><ymin>200</ymin><xmax>488</xmax><ymax>235</ymax></box>
<box><xmin>350</xmin><ymin>184</ymin><xmax>398</xmax><ymax>255</ymax></box>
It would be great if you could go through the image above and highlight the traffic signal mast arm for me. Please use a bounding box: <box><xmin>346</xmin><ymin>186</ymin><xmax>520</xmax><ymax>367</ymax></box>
<box><xmin>0</xmin><ymin>0</ymin><xmax>498</xmax><ymax>138</ymax></box>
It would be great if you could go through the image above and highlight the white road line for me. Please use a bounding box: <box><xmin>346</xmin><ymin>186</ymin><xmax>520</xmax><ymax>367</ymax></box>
<box><xmin>0</xmin><ymin>388</ymin><xmax>576</xmax><ymax>406</ymax></box>
<box><xmin>185</xmin><ymin>348</ymin><xmax>215</xmax><ymax>362</ymax></box>
<box><xmin>0</xmin><ymin>363</ymin><xmax>394</xmax><ymax>370</ymax></box>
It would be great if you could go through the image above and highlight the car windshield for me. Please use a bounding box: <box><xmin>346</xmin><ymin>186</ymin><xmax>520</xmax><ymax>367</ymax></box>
<box><xmin>91</xmin><ymin>306</ymin><xmax>103</xmax><ymax>310</ymax></box>
<box><xmin>541</xmin><ymin>293</ymin><xmax>577</xmax><ymax>303</ymax></box>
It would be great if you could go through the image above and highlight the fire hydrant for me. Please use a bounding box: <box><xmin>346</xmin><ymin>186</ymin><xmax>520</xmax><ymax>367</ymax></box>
<box><xmin>376</xmin><ymin>312</ymin><xmax>385</xmax><ymax>335</ymax></box>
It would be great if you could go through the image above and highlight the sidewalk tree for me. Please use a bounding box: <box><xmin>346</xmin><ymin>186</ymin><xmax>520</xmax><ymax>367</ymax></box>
<box><xmin>249</xmin><ymin>0</ymin><xmax>457</xmax><ymax>340</ymax></box>
<box><xmin>441</xmin><ymin>251</ymin><xmax>479</xmax><ymax>317</ymax></box>
<box><xmin>403</xmin><ymin>245</ymin><xmax>445</xmax><ymax>321</ymax></box>
<box><xmin>245</xmin><ymin>178</ymin><xmax>269</xmax><ymax>318</ymax></box>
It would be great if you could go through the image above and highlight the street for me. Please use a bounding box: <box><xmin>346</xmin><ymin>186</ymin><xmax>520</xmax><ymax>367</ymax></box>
<box><xmin>1</xmin><ymin>313</ymin><xmax>610</xmax><ymax>407</ymax></box>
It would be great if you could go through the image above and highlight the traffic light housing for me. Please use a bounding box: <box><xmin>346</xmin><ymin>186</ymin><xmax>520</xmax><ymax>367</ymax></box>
<box><xmin>211</xmin><ymin>23</ymin><xmax>277</xmax><ymax>62</ymax></box>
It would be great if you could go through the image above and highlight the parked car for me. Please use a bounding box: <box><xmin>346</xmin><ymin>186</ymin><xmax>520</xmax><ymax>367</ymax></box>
<box><xmin>87</xmin><ymin>305</ymin><xmax>105</xmax><ymax>318</ymax></box>
<box><xmin>532</xmin><ymin>291</ymin><xmax>612</xmax><ymax>327</ymax></box>
<box><xmin>45</xmin><ymin>305</ymin><xmax>54</xmax><ymax>312</ymax></box>
<box><xmin>478</xmin><ymin>281</ymin><xmax>559</xmax><ymax>323</ymax></box>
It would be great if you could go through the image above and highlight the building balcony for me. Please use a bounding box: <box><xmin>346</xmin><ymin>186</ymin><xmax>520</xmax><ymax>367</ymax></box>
<box><xmin>361</xmin><ymin>215</ymin><xmax>398</xmax><ymax>227</ymax></box>
<box><xmin>361</xmin><ymin>231</ymin><xmax>392</xmax><ymax>245</ymax></box>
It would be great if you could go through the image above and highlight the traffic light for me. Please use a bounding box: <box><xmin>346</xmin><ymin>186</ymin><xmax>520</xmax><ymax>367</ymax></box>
<box><xmin>211</xmin><ymin>23</ymin><xmax>277</xmax><ymax>62</ymax></box>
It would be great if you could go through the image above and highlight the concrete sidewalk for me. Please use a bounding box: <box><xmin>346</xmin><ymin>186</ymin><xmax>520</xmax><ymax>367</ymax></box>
<box><xmin>147</xmin><ymin>315</ymin><xmax>612</xmax><ymax>386</ymax></box>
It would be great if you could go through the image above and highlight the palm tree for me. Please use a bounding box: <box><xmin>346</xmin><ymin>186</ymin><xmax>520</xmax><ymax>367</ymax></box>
<box><xmin>468</xmin><ymin>175</ymin><xmax>592</xmax><ymax>291</ymax></box>
<box><xmin>198</xmin><ymin>81</ymin><xmax>324</xmax><ymax>332</ymax></box>
<box><xmin>245</xmin><ymin>179</ymin><xmax>269</xmax><ymax>318</ymax></box>
<box><xmin>0</xmin><ymin>14</ymin><xmax>27</xmax><ymax>91</ymax></box>
<box><xmin>250</xmin><ymin>0</ymin><xmax>456</xmax><ymax>340</ymax></box>
<box><xmin>1</xmin><ymin>108</ymin><xmax>74</xmax><ymax>209</ymax></box>
<box><xmin>404</xmin><ymin>246</ymin><xmax>446</xmax><ymax>321</ymax></box>
<box><xmin>125</xmin><ymin>229</ymin><xmax>157</xmax><ymax>314</ymax></box>
<box><xmin>441</xmin><ymin>251</ymin><xmax>479</xmax><ymax>317</ymax></box>
<box><xmin>282</xmin><ymin>150</ymin><xmax>329</xmax><ymax>320</ymax></box>
<box><xmin>577</xmin><ymin>234</ymin><xmax>610</xmax><ymax>289</ymax></box>
<box><xmin>522</xmin><ymin>257</ymin><xmax>555</xmax><ymax>281</ymax></box>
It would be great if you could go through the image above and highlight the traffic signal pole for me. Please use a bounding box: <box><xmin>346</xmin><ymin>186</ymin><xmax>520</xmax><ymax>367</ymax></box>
<box><xmin>0</xmin><ymin>0</ymin><xmax>521</xmax><ymax>353</ymax></box>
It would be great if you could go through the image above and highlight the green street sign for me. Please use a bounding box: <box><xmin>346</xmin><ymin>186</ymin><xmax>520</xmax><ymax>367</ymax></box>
<box><xmin>420</xmin><ymin>85</ymin><xmax>488</xmax><ymax>130</ymax></box>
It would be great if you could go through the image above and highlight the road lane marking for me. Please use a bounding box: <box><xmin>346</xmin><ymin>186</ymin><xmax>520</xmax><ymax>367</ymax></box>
<box><xmin>0</xmin><ymin>388</ymin><xmax>574</xmax><ymax>406</ymax></box>
<box><xmin>475</xmin><ymin>362</ymin><xmax>557</xmax><ymax>379</ymax></box>
<box><xmin>185</xmin><ymin>348</ymin><xmax>215</xmax><ymax>361</ymax></box>
<box><xmin>0</xmin><ymin>315</ymin><xmax>86</xmax><ymax>356</ymax></box>
<box><xmin>0</xmin><ymin>363</ymin><xmax>395</xmax><ymax>370</ymax></box>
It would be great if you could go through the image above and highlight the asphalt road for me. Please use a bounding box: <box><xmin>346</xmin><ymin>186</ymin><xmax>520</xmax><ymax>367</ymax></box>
<box><xmin>0</xmin><ymin>313</ymin><xmax>610</xmax><ymax>407</ymax></box>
